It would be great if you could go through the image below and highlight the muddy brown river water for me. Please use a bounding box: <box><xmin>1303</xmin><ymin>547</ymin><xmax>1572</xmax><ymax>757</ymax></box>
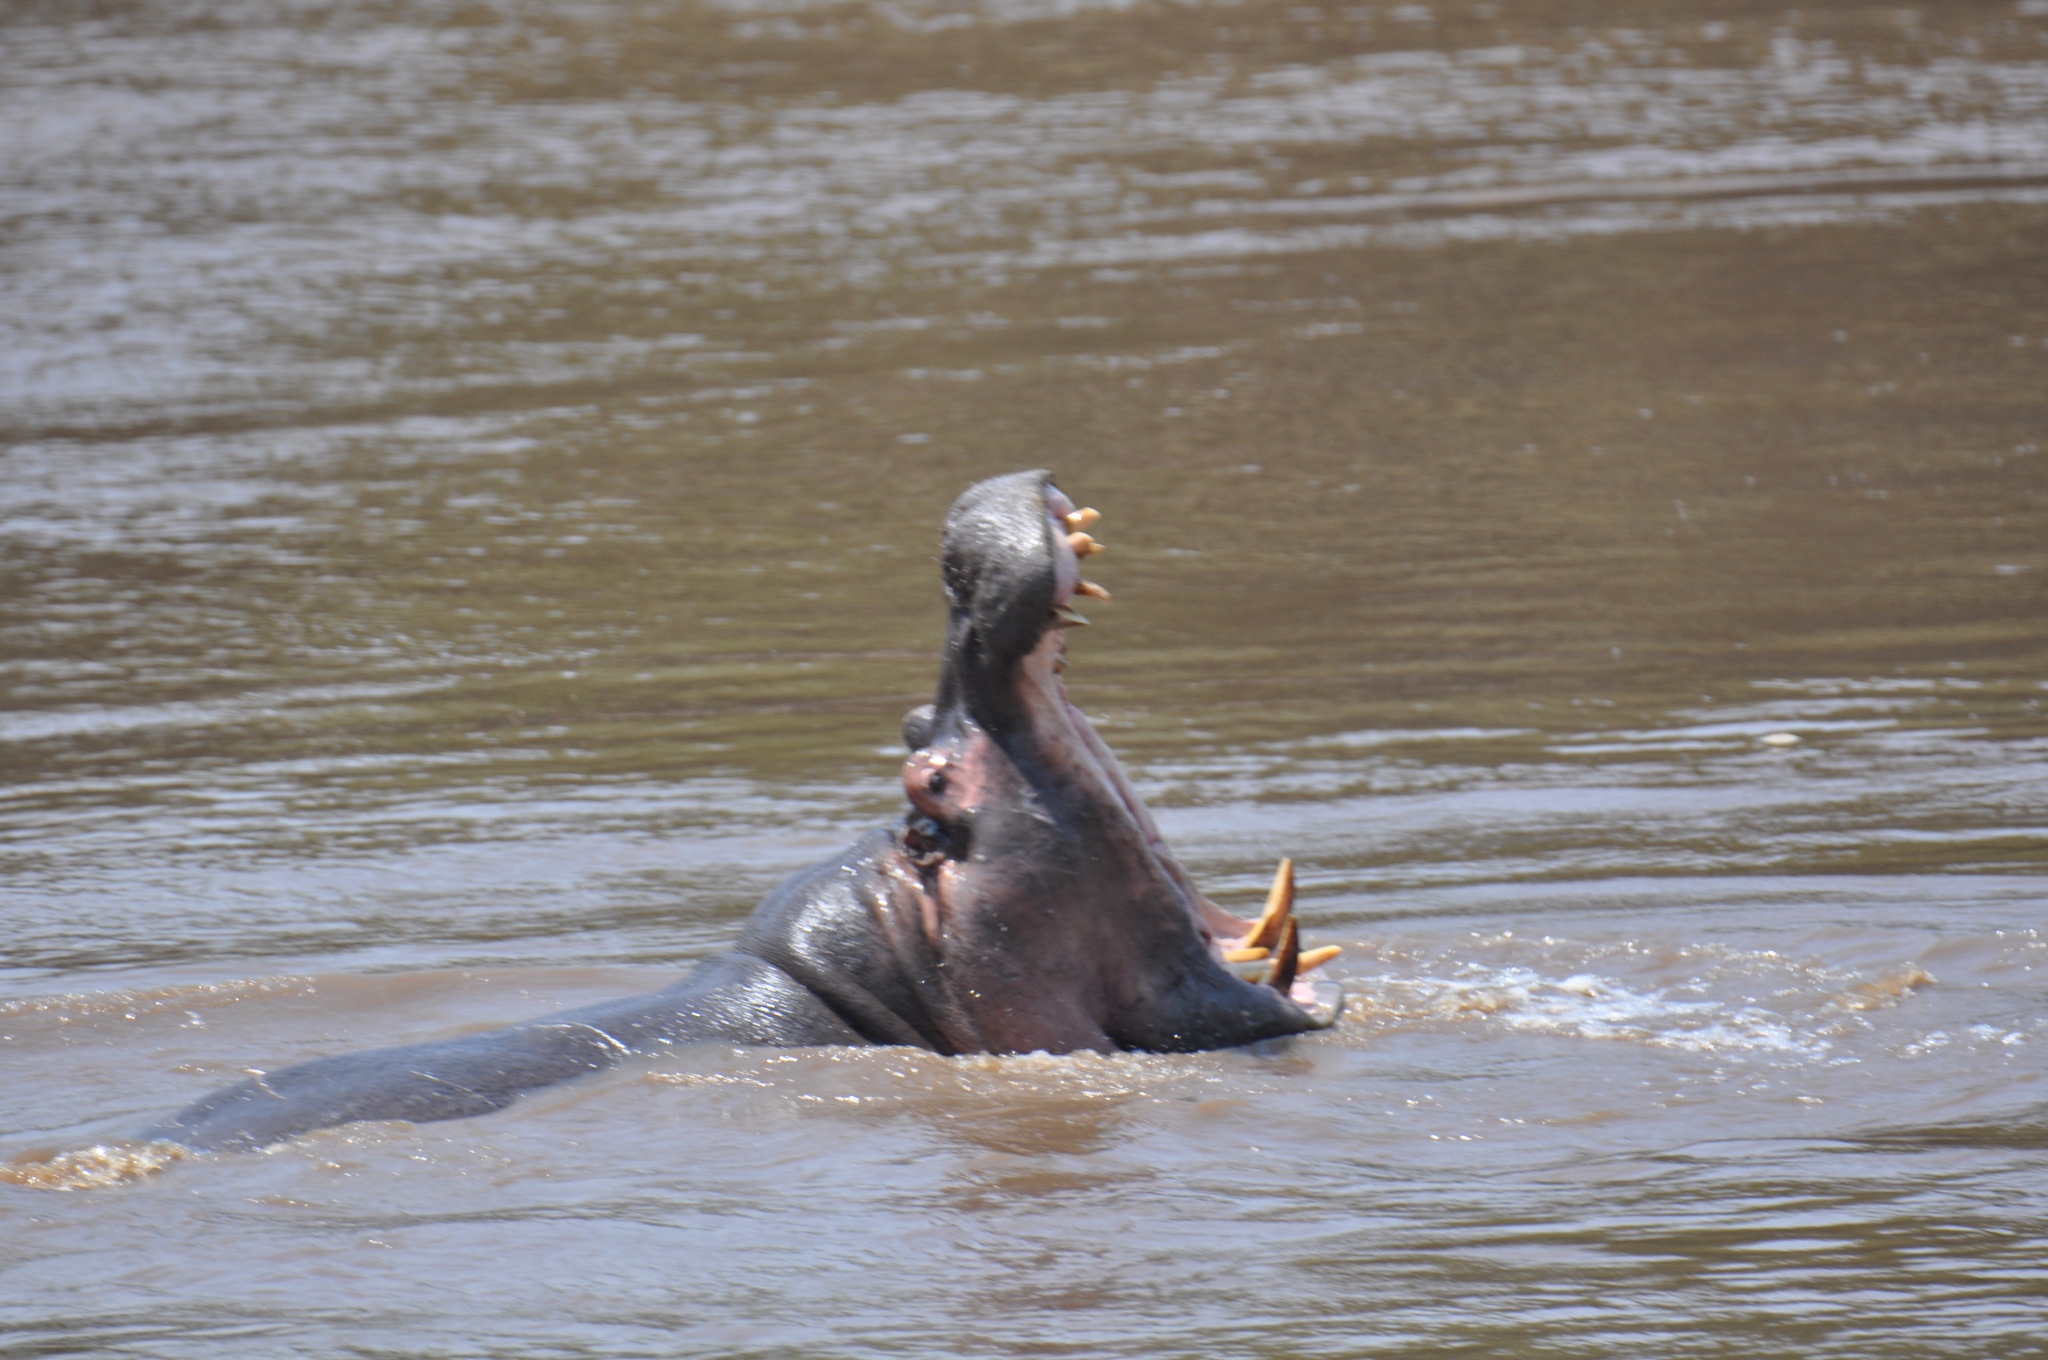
<box><xmin>3</xmin><ymin>0</ymin><xmax>2047</xmax><ymax>1355</ymax></box>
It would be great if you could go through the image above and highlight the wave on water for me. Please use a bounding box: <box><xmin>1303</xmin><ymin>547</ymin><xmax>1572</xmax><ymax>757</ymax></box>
<box><xmin>1340</xmin><ymin>941</ymin><xmax>1939</xmax><ymax>1061</ymax></box>
<box><xmin>0</xmin><ymin>975</ymin><xmax>318</xmax><ymax>1022</ymax></box>
<box><xmin>0</xmin><ymin>1140</ymin><xmax>187</xmax><ymax>1192</ymax></box>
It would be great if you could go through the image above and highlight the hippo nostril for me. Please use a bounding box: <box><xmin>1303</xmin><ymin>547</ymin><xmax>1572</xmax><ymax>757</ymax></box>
<box><xmin>928</xmin><ymin>770</ymin><xmax>947</xmax><ymax>795</ymax></box>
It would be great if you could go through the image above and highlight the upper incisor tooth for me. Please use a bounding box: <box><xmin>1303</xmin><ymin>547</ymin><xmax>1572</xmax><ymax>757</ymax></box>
<box><xmin>1074</xmin><ymin>580</ymin><xmax>1112</xmax><ymax>601</ymax></box>
<box><xmin>1067</xmin><ymin>531</ymin><xmax>1103</xmax><ymax>557</ymax></box>
<box><xmin>1064</xmin><ymin>507</ymin><xmax>1101</xmax><ymax>531</ymax></box>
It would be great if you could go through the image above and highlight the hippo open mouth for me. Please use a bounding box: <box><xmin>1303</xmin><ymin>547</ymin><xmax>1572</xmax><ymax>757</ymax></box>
<box><xmin>843</xmin><ymin>468</ymin><xmax>1342</xmax><ymax>1053</ymax></box>
<box><xmin>148</xmin><ymin>472</ymin><xmax>1341</xmax><ymax>1151</ymax></box>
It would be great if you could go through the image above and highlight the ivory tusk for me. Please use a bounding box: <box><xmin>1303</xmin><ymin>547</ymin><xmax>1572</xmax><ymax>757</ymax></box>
<box><xmin>1296</xmin><ymin>945</ymin><xmax>1342</xmax><ymax>974</ymax></box>
<box><xmin>1243</xmin><ymin>858</ymin><xmax>1294</xmax><ymax>951</ymax></box>
<box><xmin>1262</xmin><ymin>916</ymin><xmax>1300</xmax><ymax>991</ymax></box>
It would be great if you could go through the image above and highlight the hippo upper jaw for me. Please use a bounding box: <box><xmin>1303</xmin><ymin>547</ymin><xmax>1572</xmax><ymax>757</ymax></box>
<box><xmin>883</xmin><ymin>470</ymin><xmax>1341</xmax><ymax>1055</ymax></box>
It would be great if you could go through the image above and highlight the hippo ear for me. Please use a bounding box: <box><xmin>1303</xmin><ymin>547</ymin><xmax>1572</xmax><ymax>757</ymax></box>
<box><xmin>902</xmin><ymin>703</ymin><xmax>938</xmax><ymax>751</ymax></box>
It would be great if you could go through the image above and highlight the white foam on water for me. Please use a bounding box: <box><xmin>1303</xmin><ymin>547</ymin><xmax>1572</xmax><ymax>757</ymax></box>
<box><xmin>0</xmin><ymin>1140</ymin><xmax>187</xmax><ymax>1192</ymax></box>
<box><xmin>1338</xmin><ymin>934</ymin><xmax>1952</xmax><ymax>1064</ymax></box>
<box><xmin>1359</xmin><ymin>964</ymin><xmax>1831</xmax><ymax>1059</ymax></box>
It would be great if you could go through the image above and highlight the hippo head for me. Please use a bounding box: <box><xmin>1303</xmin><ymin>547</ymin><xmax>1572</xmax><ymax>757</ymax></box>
<box><xmin>882</xmin><ymin>469</ymin><xmax>1341</xmax><ymax>1054</ymax></box>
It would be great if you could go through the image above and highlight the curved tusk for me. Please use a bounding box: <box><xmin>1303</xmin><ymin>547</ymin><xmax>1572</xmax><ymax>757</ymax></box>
<box><xmin>1243</xmin><ymin>858</ymin><xmax>1293</xmax><ymax>951</ymax></box>
<box><xmin>1262</xmin><ymin>916</ymin><xmax>1300</xmax><ymax>991</ymax></box>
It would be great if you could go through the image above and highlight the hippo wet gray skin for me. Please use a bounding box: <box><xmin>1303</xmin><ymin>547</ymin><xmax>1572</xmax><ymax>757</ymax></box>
<box><xmin>149</xmin><ymin>471</ymin><xmax>1343</xmax><ymax>1152</ymax></box>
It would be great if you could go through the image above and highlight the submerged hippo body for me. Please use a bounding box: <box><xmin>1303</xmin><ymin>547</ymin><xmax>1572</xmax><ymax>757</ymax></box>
<box><xmin>150</xmin><ymin>471</ymin><xmax>1341</xmax><ymax>1152</ymax></box>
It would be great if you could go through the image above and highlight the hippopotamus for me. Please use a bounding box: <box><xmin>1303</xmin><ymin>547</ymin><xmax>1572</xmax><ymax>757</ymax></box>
<box><xmin>148</xmin><ymin>470</ymin><xmax>1343</xmax><ymax>1152</ymax></box>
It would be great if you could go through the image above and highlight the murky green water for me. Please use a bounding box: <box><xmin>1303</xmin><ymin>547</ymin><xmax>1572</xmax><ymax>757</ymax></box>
<box><xmin>3</xmin><ymin>0</ymin><xmax>2046</xmax><ymax>1355</ymax></box>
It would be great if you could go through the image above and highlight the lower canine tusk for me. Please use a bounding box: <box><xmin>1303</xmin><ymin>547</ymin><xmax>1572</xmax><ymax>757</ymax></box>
<box><xmin>1243</xmin><ymin>858</ymin><xmax>1294</xmax><ymax>951</ymax></box>
<box><xmin>1067</xmin><ymin>532</ymin><xmax>1103</xmax><ymax>557</ymax></box>
<box><xmin>1262</xmin><ymin>917</ymin><xmax>1300</xmax><ymax>991</ymax></box>
<box><xmin>1074</xmin><ymin>579</ymin><xmax>1112</xmax><ymax>602</ymax></box>
<box><xmin>1297</xmin><ymin>945</ymin><xmax>1341</xmax><ymax>973</ymax></box>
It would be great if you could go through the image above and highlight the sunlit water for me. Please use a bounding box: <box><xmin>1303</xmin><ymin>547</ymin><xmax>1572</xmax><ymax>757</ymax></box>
<box><xmin>3</xmin><ymin>0</ymin><xmax>2046</xmax><ymax>1355</ymax></box>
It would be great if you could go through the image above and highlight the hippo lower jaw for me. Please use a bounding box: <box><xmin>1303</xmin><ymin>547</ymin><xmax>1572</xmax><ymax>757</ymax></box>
<box><xmin>145</xmin><ymin>471</ymin><xmax>1341</xmax><ymax>1152</ymax></box>
<box><xmin>1034</xmin><ymin>627</ymin><xmax>1343</xmax><ymax>1016</ymax></box>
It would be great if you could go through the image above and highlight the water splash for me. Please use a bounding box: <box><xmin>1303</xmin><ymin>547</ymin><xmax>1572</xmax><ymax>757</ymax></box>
<box><xmin>0</xmin><ymin>1140</ymin><xmax>187</xmax><ymax>1192</ymax></box>
<box><xmin>1342</xmin><ymin>946</ymin><xmax>1937</xmax><ymax>1061</ymax></box>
